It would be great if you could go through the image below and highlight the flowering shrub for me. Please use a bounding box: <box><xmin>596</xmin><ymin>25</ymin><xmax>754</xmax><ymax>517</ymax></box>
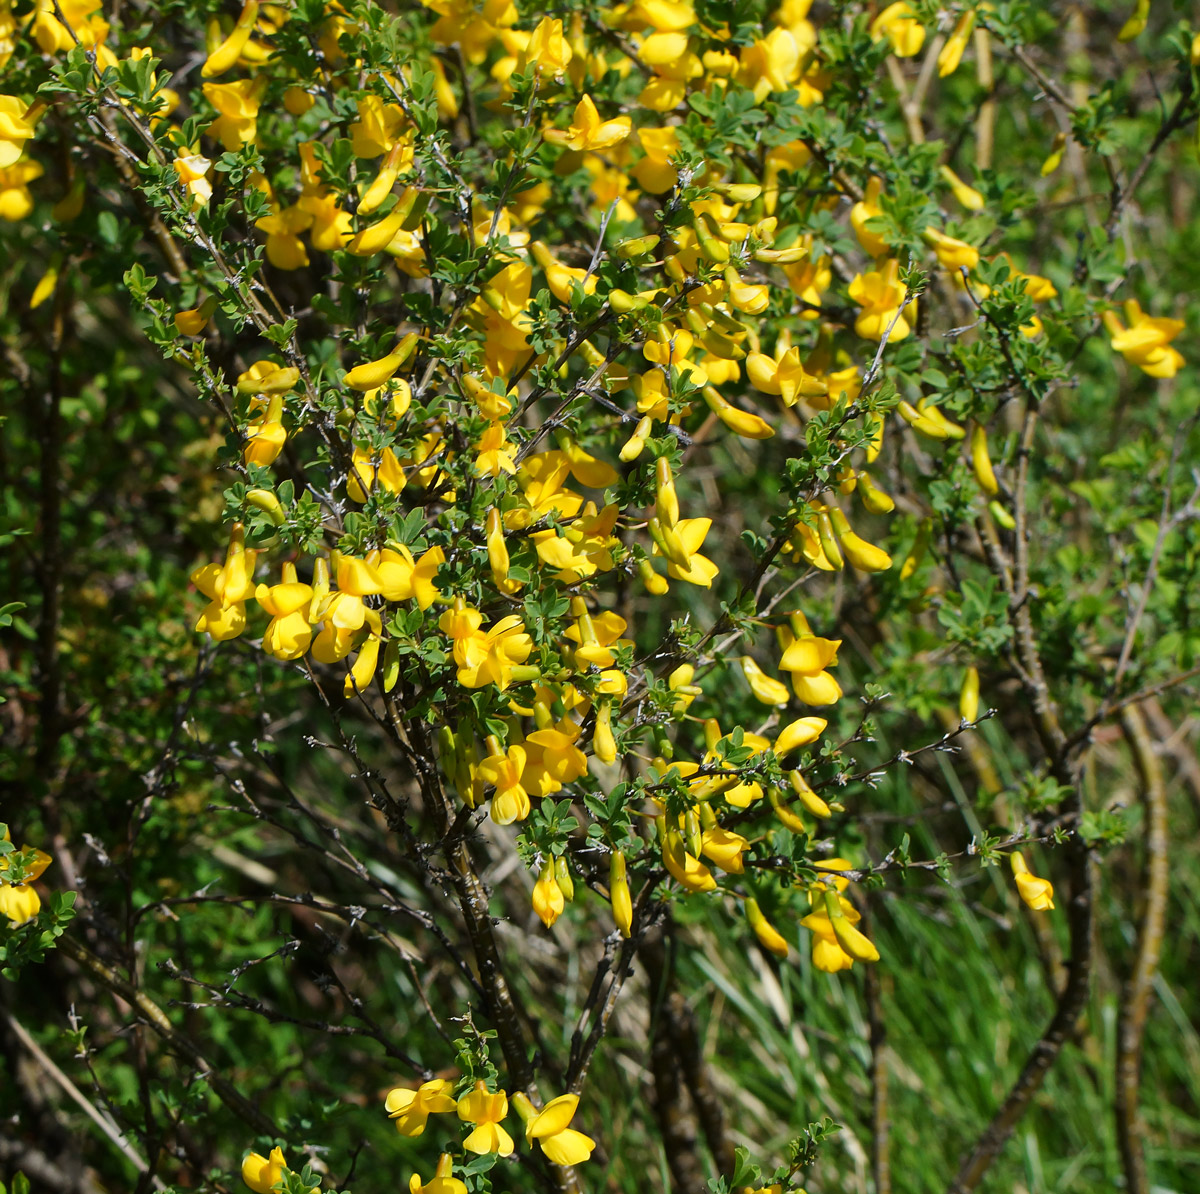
<box><xmin>2</xmin><ymin>2</ymin><xmax>1199</xmax><ymax>1194</ymax></box>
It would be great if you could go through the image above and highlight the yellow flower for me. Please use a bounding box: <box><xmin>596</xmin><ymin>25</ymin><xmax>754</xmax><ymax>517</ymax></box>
<box><xmin>801</xmin><ymin>885</ymin><xmax>876</xmax><ymax>970</ymax></box>
<box><xmin>637</xmin><ymin>31</ymin><xmax>703</xmax><ymax>111</ymax></box>
<box><xmin>659</xmin><ymin>815</ymin><xmax>717</xmax><ymax>892</ymax></box>
<box><xmin>1010</xmin><ymin>852</ymin><xmax>1055</xmax><ymax>911</ymax></box>
<box><xmin>237</xmin><ymin>360</ymin><xmax>300</xmax><ymax>395</ymax></box>
<box><xmin>173</xmin><ymin>153</ymin><xmax>214</xmax><ymax>210</ymax></box>
<box><xmin>325</xmin><ymin>554</ymin><xmax>384</xmax><ymax>632</ymax></box>
<box><xmin>311</xmin><ymin>555</ymin><xmax>384</xmax><ymax>663</ymax></box>
<box><xmin>344</xmin><ymin>632</ymin><xmax>383</xmax><ymax>698</ymax></box>
<box><xmin>775</xmin><ymin>716</ymin><xmax>827</xmax><ymax>756</ymax></box>
<box><xmin>0</xmin><ymin>839</ymin><xmax>51</xmax><ymax>925</ymax></box>
<box><xmin>174</xmin><ymin>296</ymin><xmax>217</xmax><ymax>336</ymax></box>
<box><xmin>0</xmin><ymin>881</ymin><xmax>40</xmax><ymax>924</ymax></box>
<box><xmin>938</xmin><ymin>10</ymin><xmax>975</xmax><ymax>77</ymax></box>
<box><xmin>256</xmin><ymin>203</ymin><xmax>312</xmax><ymax>269</ymax></box>
<box><xmin>746</xmin><ymin>342</ymin><xmax>828</xmax><ymax>408</ymax></box>
<box><xmin>297</xmin><ymin>190</ymin><xmax>353</xmax><ymax>252</ymax></box>
<box><xmin>565</xmin><ymin>605</ymin><xmax>629</xmax><ymax>669</ymax></box>
<box><xmin>0</xmin><ymin>3</ymin><xmax>17</xmax><ymax>69</ymax></box>
<box><xmin>525</xmin><ymin>1093</ymin><xmax>596</xmax><ymax>1165</ymax></box>
<box><xmin>426</xmin><ymin>0</ymin><xmax>516</xmax><ymax>64</ymax></box>
<box><xmin>1104</xmin><ymin>300</ymin><xmax>1185</xmax><ymax>378</ymax></box>
<box><xmin>441</xmin><ymin>605</ymin><xmax>533</xmax><ymax>691</ymax></box>
<box><xmin>801</xmin><ymin>903</ymin><xmax>857</xmax><ymax>971</ymax></box>
<box><xmin>347</xmin><ymin>446</ymin><xmax>406</xmax><ymax>501</ymax></box>
<box><xmin>776</xmin><ymin>617</ymin><xmax>842</xmax><ymax>707</ymax></box>
<box><xmin>543</xmin><ymin>94</ymin><xmax>631</xmax><ymax>152</ymax></box>
<box><xmin>34</xmin><ymin>0</ymin><xmax>109</xmax><ymax>52</ymax></box>
<box><xmin>739</xmin><ymin>656</ymin><xmax>790</xmax><ymax>706</ymax></box>
<box><xmin>256</xmin><ymin>563</ymin><xmax>314</xmax><ymax>661</ymax></box>
<box><xmin>633</xmin><ymin>126</ymin><xmax>679</xmax><ymax>194</ymax></box>
<box><xmin>523</xmin><ymin>723</ymin><xmax>588</xmax><ymax>796</ymax></box>
<box><xmin>241</xmin><ymin>1146</ymin><xmax>286</xmax><ymax>1194</ymax></box>
<box><xmin>610</xmin><ymin>850</ymin><xmax>633</xmax><ymax>937</ymax></box>
<box><xmin>533</xmin><ymin>861</ymin><xmax>565</xmax><ymax>927</ymax></box>
<box><xmin>203</xmin><ymin>79</ymin><xmax>266</xmax><ymax>151</ymax></box>
<box><xmin>477</xmin><ymin>740</ymin><xmax>531</xmax><ymax>824</ymax></box>
<box><xmin>745</xmin><ymin>896</ymin><xmax>789</xmax><ymax>958</ymax></box>
<box><xmin>0</xmin><ymin>95</ymin><xmax>35</xmax><ymax>168</ymax></box>
<box><xmin>385</xmin><ymin>1079</ymin><xmax>457</xmax><ymax>1136</ymax></box>
<box><xmin>826</xmin><ymin>504</ymin><xmax>892</xmax><ymax>572</ymax></box>
<box><xmin>531</xmin><ymin>240</ymin><xmax>598</xmax><ymax>304</ymax></box>
<box><xmin>939</xmin><ymin>164</ymin><xmax>984</xmax><ymax>211</ymax></box>
<box><xmin>349</xmin><ymin>94</ymin><xmax>407</xmax><ymax>157</ymax></box>
<box><xmin>923</xmin><ymin>226</ymin><xmax>979</xmax><ymax>274</ymax></box>
<box><xmin>0</xmin><ymin>158</ymin><xmax>44</xmax><ymax>222</ymax></box>
<box><xmin>408</xmin><ymin>1154</ymin><xmax>468</xmax><ymax>1194</ymax></box>
<box><xmin>533</xmin><ymin>502</ymin><xmax>620</xmax><ymax>584</ymax></box>
<box><xmin>870</xmin><ymin>2</ymin><xmax>925</xmax><ymax>57</ymax></box>
<box><xmin>851</xmin><ymin>177</ymin><xmax>887</xmax><ymax>258</ymax></box>
<box><xmin>782</xmin><ymin>244</ymin><xmax>832</xmax><ymax>313</ymax></box>
<box><xmin>649</xmin><ymin>517</ymin><xmax>719</xmax><ymax>588</ymax></box>
<box><xmin>700</xmin><ymin>824</ymin><xmax>748</xmax><ymax>874</ymax></box>
<box><xmin>474</xmin><ymin>421</ymin><xmax>518</xmax><ymax>477</ymax></box>
<box><xmin>243</xmin><ymin>394</ymin><xmax>287</xmax><ymax>466</ymax></box>
<box><xmin>202</xmin><ymin>0</ymin><xmax>262</xmax><ymax>77</ymax></box>
<box><xmin>505</xmin><ymin>452</ymin><xmax>583</xmax><ymax>528</ymax></box>
<box><xmin>848</xmin><ymin>258</ymin><xmax>914</xmax><ymax>342</ymax></box>
<box><xmin>191</xmin><ymin>524</ymin><xmax>259</xmax><ymax>642</ymax></box>
<box><xmin>737</xmin><ymin>27</ymin><xmax>801</xmax><ymax>102</ymax></box>
<box><xmin>373</xmin><ymin>544</ymin><xmax>444</xmax><ymax>609</ymax></box>
<box><xmin>456</xmin><ymin>1080</ymin><xmax>514</xmax><ymax>1156</ymax></box>
<box><xmin>523</xmin><ymin>16</ymin><xmax>573</xmax><ymax>77</ymax></box>
<box><xmin>1017</xmin><ymin>268</ymin><xmax>1057</xmax><ymax>304</ymax></box>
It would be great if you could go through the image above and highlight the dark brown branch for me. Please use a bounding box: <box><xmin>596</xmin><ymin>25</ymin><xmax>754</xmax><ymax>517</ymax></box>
<box><xmin>34</xmin><ymin>281</ymin><xmax>67</xmax><ymax>779</ymax></box>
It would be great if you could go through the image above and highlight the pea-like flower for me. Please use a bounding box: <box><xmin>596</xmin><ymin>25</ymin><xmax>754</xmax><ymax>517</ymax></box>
<box><xmin>0</xmin><ymin>159</ymin><xmax>44</xmax><ymax>222</ymax></box>
<box><xmin>0</xmin><ymin>833</ymin><xmax>52</xmax><ymax>925</ymax></box>
<box><xmin>1104</xmin><ymin>300</ymin><xmax>1185</xmax><ymax>378</ymax></box>
<box><xmin>173</xmin><ymin>153</ymin><xmax>213</xmax><ymax>210</ymax></box>
<box><xmin>477</xmin><ymin>739</ymin><xmax>531</xmax><ymax>825</ymax></box>
<box><xmin>203</xmin><ymin>79</ymin><xmax>266</xmax><ymax>151</ymax></box>
<box><xmin>532</xmin><ymin>861</ymin><xmax>565</xmax><ymax>927</ymax></box>
<box><xmin>408</xmin><ymin>1154</ymin><xmax>467</xmax><ymax>1194</ymax></box>
<box><xmin>523</xmin><ymin>1092</ymin><xmax>596</xmax><ymax>1166</ymax></box>
<box><xmin>0</xmin><ymin>95</ymin><xmax>36</xmax><ymax>167</ymax></box>
<box><xmin>543</xmin><ymin>94</ymin><xmax>631</xmax><ymax>152</ymax></box>
<box><xmin>256</xmin><ymin>563</ymin><xmax>314</xmax><ymax>661</ymax></box>
<box><xmin>385</xmin><ymin>1078</ymin><xmax>456</xmax><ymax>1136</ymax></box>
<box><xmin>776</xmin><ymin>613</ymin><xmax>842</xmax><ymax>707</ymax></box>
<box><xmin>1010</xmin><ymin>852</ymin><xmax>1055</xmax><ymax>911</ymax></box>
<box><xmin>456</xmin><ymin>1080</ymin><xmax>514</xmax><ymax>1156</ymax></box>
<box><xmin>191</xmin><ymin>523</ymin><xmax>259</xmax><ymax>642</ymax></box>
<box><xmin>241</xmin><ymin>1146</ymin><xmax>286</xmax><ymax>1194</ymax></box>
<box><xmin>870</xmin><ymin>2</ymin><xmax>925</xmax><ymax>57</ymax></box>
<box><xmin>848</xmin><ymin>258</ymin><xmax>914</xmax><ymax>342</ymax></box>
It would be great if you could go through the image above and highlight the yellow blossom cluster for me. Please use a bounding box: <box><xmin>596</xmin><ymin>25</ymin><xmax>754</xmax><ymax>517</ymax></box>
<box><xmin>383</xmin><ymin>1080</ymin><xmax>595</xmax><ymax>1166</ymax></box>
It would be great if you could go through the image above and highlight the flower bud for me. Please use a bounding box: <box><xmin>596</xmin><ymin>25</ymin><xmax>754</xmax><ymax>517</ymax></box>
<box><xmin>610</xmin><ymin>850</ymin><xmax>633</xmax><ymax>937</ymax></box>
<box><xmin>959</xmin><ymin>666</ymin><xmax>980</xmax><ymax>723</ymax></box>
<box><xmin>745</xmin><ymin>897</ymin><xmax>788</xmax><ymax>958</ymax></box>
